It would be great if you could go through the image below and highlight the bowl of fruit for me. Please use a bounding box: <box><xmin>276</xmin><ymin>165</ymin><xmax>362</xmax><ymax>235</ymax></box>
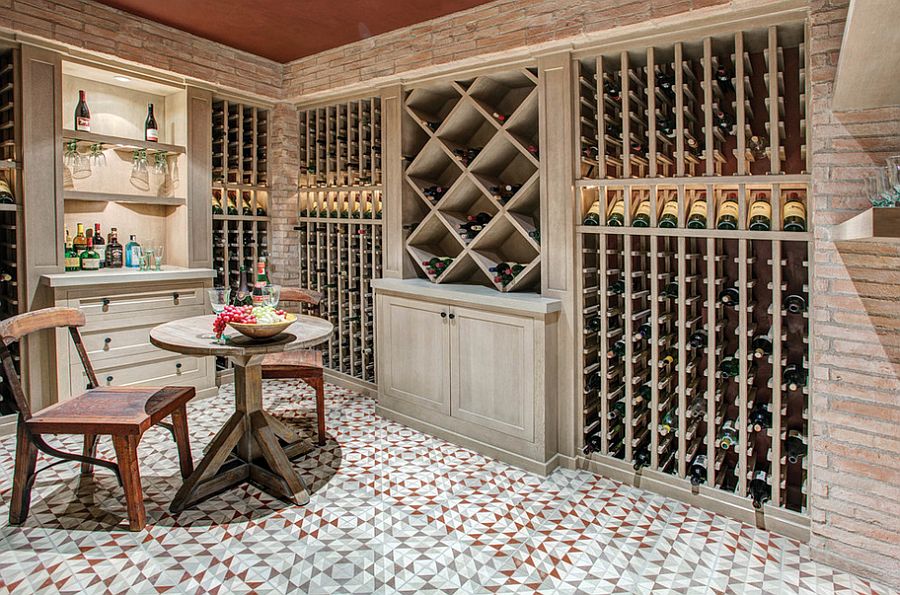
<box><xmin>214</xmin><ymin>305</ymin><xmax>296</xmax><ymax>341</ymax></box>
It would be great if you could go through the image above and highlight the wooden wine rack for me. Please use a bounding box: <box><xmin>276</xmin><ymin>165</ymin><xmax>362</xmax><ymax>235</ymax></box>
<box><xmin>297</xmin><ymin>97</ymin><xmax>383</xmax><ymax>386</ymax></box>
<box><xmin>401</xmin><ymin>67</ymin><xmax>541</xmax><ymax>292</ymax></box>
<box><xmin>576</xmin><ymin>22</ymin><xmax>812</xmax><ymax>529</ymax></box>
<box><xmin>211</xmin><ymin>99</ymin><xmax>270</xmax><ymax>376</ymax></box>
<box><xmin>0</xmin><ymin>47</ymin><xmax>23</xmax><ymax>420</ymax></box>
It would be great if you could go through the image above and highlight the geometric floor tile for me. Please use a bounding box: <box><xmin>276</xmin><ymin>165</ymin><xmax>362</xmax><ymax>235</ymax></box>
<box><xmin>0</xmin><ymin>380</ymin><xmax>895</xmax><ymax>595</ymax></box>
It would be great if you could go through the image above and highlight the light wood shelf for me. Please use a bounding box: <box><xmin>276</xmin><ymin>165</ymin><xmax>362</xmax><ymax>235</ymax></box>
<box><xmin>61</xmin><ymin>129</ymin><xmax>185</xmax><ymax>155</ymax></box>
<box><xmin>831</xmin><ymin>207</ymin><xmax>900</xmax><ymax>242</ymax></box>
<box><xmin>576</xmin><ymin>21</ymin><xmax>812</xmax><ymax>520</ymax></box>
<box><xmin>63</xmin><ymin>190</ymin><xmax>185</xmax><ymax>205</ymax></box>
<box><xmin>402</xmin><ymin>67</ymin><xmax>541</xmax><ymax>292</ymax></box>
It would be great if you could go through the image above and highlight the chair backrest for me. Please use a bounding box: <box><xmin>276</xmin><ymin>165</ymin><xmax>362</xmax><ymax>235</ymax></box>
<box><xmin>0</xmin><ymin>307</ymin><xmax>96</xmax><ymax>420</ymax></box>
<box><xmin>279</xmin><ymin>287</ymin><xmax>324</xmax><ymax>316</ymax></box>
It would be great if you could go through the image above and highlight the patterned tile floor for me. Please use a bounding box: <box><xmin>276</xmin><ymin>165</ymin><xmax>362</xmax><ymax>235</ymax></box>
<box><xmin>0</xmin><ymin>381</ymin><xmax>893</xmax><ymax>595</ymax></box>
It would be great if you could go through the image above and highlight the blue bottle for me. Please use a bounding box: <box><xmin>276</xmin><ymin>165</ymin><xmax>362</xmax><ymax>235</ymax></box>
<box><xmin>125</xmin><ymin>235</ymin><xmax>142</xmax><ymax>268</ymax></box>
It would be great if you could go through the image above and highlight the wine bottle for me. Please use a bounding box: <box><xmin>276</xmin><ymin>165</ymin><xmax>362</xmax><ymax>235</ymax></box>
<box><xmin>609</xmin><ymin>276</ymin><xmax>626</xmax><ymax>295</ymax></box>
<box><xmin>145</xmin><ymin>103</ymin><xmax>159</xmax><ymax>142</ymax></box>
<box><xmin>713</xmin><ymin>108</ymin><xmax>735</xmax><ymax>134</ymax></box>
<box><xmin>633</xmin><ymin>383</ymin><xmax>651</xmax><ymax>406</ymax></box>
<box><xmin>717</xmin><ymin>287</ymin><xmax>739</xmax><ymax>307</ymax></box>
<box><xmin>658</xmin><ymin>408</ymin><xmax>677</xmax><ymax>436</ymax></box>
<box><xmin>782</xmin><ymin>193</ymin><xmax>807</xmax><ymax>232</ymax></box>
<box><xmin>607</xmin><ymin>339</ymin><xmax>626</xmax><ymax>359</ymax></box>
<box><xmin>606</xmin><ymin>198</ymin><xmax>625</xmax><ymax>226</ymax></box>
<box><xmin>632</xmin><ymin>198</ymin><xmax>652</xmax><ymax>227</ymax></box>
<box><xmin>252</xmin><ymin>259</ymin><xmax>268</xmax><ymax>305</ymax></box>
<box><xmin>783</xmin><ymin>363</ymin><xmax>807</xmax><ymax>391</ymax></box>
<box><xmin>717</xmin><ymin>419</ymin><xmax>738</xmax><ymax>450</ymax></box>
<box><xmin>718</xmin><ymin>353</ymin><xmax>740</xmax><ymax>379</ymax></box>
<box><xmin>656</xmin><ymin>115</ymin><xmax>676</xmax><ymax>138</ymax></box>
<box><xmin>658</xmin><ymin>349</ymin><xmax>677</xmax><ymax>370</ymax></box>
<box><xmin>242</xmin><ymin>193</ymin><xmax>253</xmax><ymax>216</ymax></box>
<box><xmin>212</xmin><ymin>193</ymin><xmax>224</xmax><ymax>215</ymax></box>
<box><xmin>655</xmin><ymin>71</ymin><xmax>675</xmax><ymax>95</ymax></box>
<box><xmin>658</xmin><ymin>200</ymin><xmax>678</xmax><ymax>228</ymax></box>
<box><xmin>747</xmin><ymin>193</ymin><xmax>772</xmax><ymax>231</ymax></box>
<box><xmin>92</xmin><ymin>223</ymin><xmax>106</xmax><ymax>269</ymax></box>
<box><xmin>75</xmin><ymin>90</ymin><xmax>91</xmax><ymax>132</ymax></box>
<box><xmin>608</xmin><ymin>400</ymin><xmax>626</xmax><ymax>422</ymax></box>
<box><xmin>747</xmin><ymin>135</ymin><xmax>768</xmax><ymax>160</ymax></box>
<box><xmin>105</xmin><ymin>228</ymin><xmax>124</xmax><ymax>268</ymax></box>
<box><xmin>714</xmin><ymin>64</ymin><xmax>734</xmax><ymax>93</ymax></box>
<box><xmin>661</xmin><ymin>281</ymin><xmax>678</xmax><ymax>300</ymax></box>
<box><xmin>79</xmin><ymin>237</ymin><xmax>101</xmax><ymax>271</ymax></box>
<box><xmin>603</xmin><ymin>80</ymin><xmax>621</xmax><ymax>101</ymax></box>
<box><xmin>586</xmin><ymin>315</ymin><xmax>601</xmax><ymax>332</ymax></box>
<box><xmin>64</xmin><ymin>234</ymin><xmax>80</xmax><ymax>272</ymax></box>
<box><xmin>226</xmin><ymin>192</ymin><xmax>239</xmax><ymax>215</ymax></box>
<box><xmin>751</xmin><ymin>331</ymin><xmax>773</xmax><ymax>359</ymax></box>
<box><xmin>689</xmin><ymin>453</ymin><xmax>708</xmax><ymax>486</ymax></box>
<box><xmin>583</xmin><ymin>199</ymin><xmax>602</xmax><ymax>226</ymax></box>
<box><xmin>716</xmin><ymin>193</ymin><xmax>739</xmax><ymax>230</ymax></box>
<box><xmin>633</xmin><ymin>448</ymin><xmax>651</xmax><ymax>471</ymax></box>
<box><xmin>0</xmin><ymin>179</ymin><xmax>14</xmax><ymax>204</ymax></box>
<box><xmin>686</xmin><ymin>194</ymin><xmax>707</xmax><ymax>229</ymax></box>
<box><xmin>748</xmin><ymin>404</ymin><xmax>772</xmax><ymax>432</ymax></box>
<box><xmin>785</xmin><ymin>429</ymin><xmax>806</xmax><ymax>464</ymax></box>
<box><xmin>784</xmin><ymin>294</ymin><xmax>807</xmax><ymax>314</ymax></box>
<box><xmin>632</xmin><ymin>323</ymin><xmax>651</xmax><ymax>343</ymax></box>
<box><xmin>73</xmin><ymin>223</ymin><xmax>87</xmax><ymax>254</ymax></box>
<box><xmin>748</xmin><ymin>469</ymin><xmax>770</xmax><ymax>509</ymax></box>
<box><xmin>689</xmin><ymin>330</ymin><xmax>707</xmax><ymax>349</ymax></box>
<box><xmin>582</xmin><ymin>433</ymin><xmax>603</xmax><ymax>455</ymax></box>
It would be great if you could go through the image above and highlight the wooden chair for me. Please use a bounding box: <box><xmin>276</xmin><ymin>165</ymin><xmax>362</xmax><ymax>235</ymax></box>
<box><xmin>261</xmin><ymin>288</ymin><xmax>328</xmax><ymax>446</ymax></box>
<box><xmin>1</xmin><ymin>307</ymin><xmax>195</xmax><ymax>531</ymax></box>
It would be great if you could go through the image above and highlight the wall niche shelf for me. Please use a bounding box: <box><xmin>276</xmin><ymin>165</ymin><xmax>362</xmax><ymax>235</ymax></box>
<box><xmin>63</xmin><ymin>190</ymin><xmax>186</xmax><ymax>206</ymax></box>
<box><xmin>832</xmin><ymin>207</ymin><xmax>900</xmax><ymax>242</ymax></box>
<box><xmin>62</xmin><ymin>129</ymin><xmax>185</xmax><ymax>155</ymax></box>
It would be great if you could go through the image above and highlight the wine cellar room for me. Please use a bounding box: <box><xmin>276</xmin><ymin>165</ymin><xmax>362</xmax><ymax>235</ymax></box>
<box><xmin>0</xmin><ymin>0</ymin><xmax>899</xmax><ymax>593</ymax></box>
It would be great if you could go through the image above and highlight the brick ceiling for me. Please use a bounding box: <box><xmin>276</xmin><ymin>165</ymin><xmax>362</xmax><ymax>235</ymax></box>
<box><xmin>93</xmin><ymin>0</ymin><xmax>497</xmax><ymax>63</ymax></box>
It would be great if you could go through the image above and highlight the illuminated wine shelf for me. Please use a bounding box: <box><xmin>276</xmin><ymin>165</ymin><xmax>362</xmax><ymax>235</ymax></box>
<box><xmin>297</xmin><ymin>97</ymin><xmax>383</xmax><ymax>386</ymax></box>
<box><xmin>575</xmin><ymin>22</ymin><xmax>812</xmax><ymax>535</ymax></box>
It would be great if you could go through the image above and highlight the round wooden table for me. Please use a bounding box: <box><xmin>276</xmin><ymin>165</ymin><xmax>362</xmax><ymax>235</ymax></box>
<box><xmin>150</xmin><ymin>314</ymin><xmax>333</xmax><ymax>512</ymax></box>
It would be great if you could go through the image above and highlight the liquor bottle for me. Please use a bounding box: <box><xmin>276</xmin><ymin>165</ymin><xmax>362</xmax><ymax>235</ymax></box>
<box><xmin>716</xmin><ymin>193</ymin><xmax>739</xmax><ymax>230</ymax></box>
<box><xmin>718</xmin><ymin>419</ymin><xmax>739</xmax><ymax>450</ymax></box>
<box><xmin>632</xmin><ymin>198</ymin><xmax>652</xmax><ymax>227</ymax></box>
<box><xmin>718</xmin><ymin>353</ymin><xmax>740</xmax><ymax>378</ymax></box>
<box><xmin>689</xmin><ymin>329</ymin><xmax>707</xmax><ymax>349</ymax></box>
<box><xmin>252</xmin><ymin>259</ymin><xmax>268</xmax><ymax>305</ymax></box>
<box><xmin>75</xmin><ymin>90</ymin><xmax>91</xmax><ymax>132</ymax></box>
<box><xmin>73</xmin><ymin>223</ymin><xmax>87</xmax><ymax>254</ymax></box>
<box><xmin>717</xmin><ymin>287</ymin><xmax>739</xmax><ymax>307</ymax></box>
<box><xmin>782</xmin><ymin>193</ymin><xmax>807</xmax><ymax>232</ymax></box>
<box><xmin>751</xmin><ymin>331</ymin><xmax>773</xmax><ymax>359</ymax></box>
<box><xmin>748</xmin><ymin>468</ymin><xmax>770</xmax><ymax>509</ymax></box>
<box><xmin>105</xmin><ymin>228</ymin><xmax>124</xmax><ymax>268</ymax></box>
<box><xmin>64</xmin><ymin>235</ymin><xmax>80</xmax><ymax>272</ymax></box>
<box><xmin>0</xmin><ymin>179</ymin><xmax>14</xmax><ymax>204</ymax></box>
<box><xmin>632</xmin><ymin>323</ymin><xmax>651</xmax><ymax>342</ymax></box>
<box><xmin>713</xmin><ymin>108</ymin><xmax>735</xmax><ymax>134</ymax></box>
<box><xmin>784</xmin><ymin>294</ymin><xmax>807</xmax><ymax>314</ymax></box>
<box><xmin>124</xmin><ymin>235</ymin><xmax>142</xmax><ymax>268</ymax></box>
<box><xmin>747</xmin><ymin>135</ymin><xmax>768</xmax><ymax>160</ymax></box>
<box><xmin>242</xmin><ymin>193</ymin><xmax>253</xmax><ymax>216</ymax></box>
<box><xmin>658</xmin><ymin>408</ymin><xmax>677</xmax><ymax>436</ymax></box>
<box><xmin>226</xmin><ymin>192</ymin><xmax>239</xmax><ymax>216</ymax></box>
<box><xmin>714</xmin><ymin>64</ymin><xmax>734</xmax><ymax>93</ymax></box>
<box><xmin>582</xmin><ymin>433</ymin><xmax>603</xmax><ymax>455</ymax></box>
<box><xmin>607</xmin><ymin>339</ymin><xmax>626</xmax><ymax>359</ymax></box>
<box><xmin>747</xmin><ymin>193</ymin><xmax>772</xmax><ymax>231</ymax></box>
<box><xmin>145</xmin><ymin>103</ymin><xmax>159</xmax><ymax>142</ymax></box>
<box><xmin>212</xmin><ymin>193</ymin><xmax>224</xmax><ymax>215</ymax></box>
<box><xmin>633</xmin><ymin>448</ymin><xmax>651</xmax><ymax>471</ymax></box>
<box><xmin>686</xmin><ymin>193</ymin><xmax>707</xmax><ymax>229</ymax></box>
<box><xmin>785</xmin><ymin>429</ymin><xmax>806</xmax><ymax>464</ymax></box>
<box><xmin>84</xmin><ymin>226</ymin><xmax>94</xmax><ymax>251</ymax></box>
<box><xmin>583</xmin><ymin>199</ymin><xmax>602</xmax><ymax>225</ymax></box>
<box><xmin>79</xmin><ymin>237</ymin><xmax>101</xmax><ymax>271</ymax></box>
<box><xmin>689</xmin><ymin>453</ymin><xmax>708</xmax><ymax>486</ymax></box>
<box><xmin>661</xmin><ymin>280</ymin><xmax>678</xmax><ymax>300</ymax></box>
<box><xmin>606</xmin><ymin>198</ymin><xmax>625</xmax><ymax>226</ymax></box>
<box><xmin>608</xmin><ymin>400</ymin><xmax>626</xmax><ymax>422</ymax></box>
<box><xmin>749</xmin><ymin>404</ymin><xmax>772</xmax><ymax>432</ymax></box>
<box><xmin>783</xmin><ymin>363</ymin><xmax>807</xmax><ymax>391</ymax></box>
<box><xmin>92</xmin><ymin>223</ymin><xmax>106</xmax><ymax>269</ymax></box>
<box><xmin>609</xmin><ymin>276</ymin><xmax>626</xmax><ymax>295</ymax></box>
<box><xmin>658</xmin><ymin>200</ymin><xmax>678</xmax><ymax>228</ymax></box>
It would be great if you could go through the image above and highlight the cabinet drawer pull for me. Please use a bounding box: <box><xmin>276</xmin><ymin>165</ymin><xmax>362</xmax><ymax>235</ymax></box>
<box><xmin>173</xmin><ymin>292</ymin><xmax>180</xmax><ymax>303</ymax></box>
<box><xmin>104</xmin><ymin>337</ymin><xmax>111</xmax><ymax>344</ymax></box>
<box><xmin>440</xmin><ymin>312</ymin><xmax>447</xmax><ymax>318</ymax></box>
<box><xmin>105</xmin><ymin>375</ymin><xmax>113</xmax><ymax>383</ymax></box>
<box><xmin>175</xmin><ymin>363</ymin><xmax>182</xmax><ymax>370</ymax></box>
<box><xmin>448</xmin><ymin>313</ymin><xmax>455</xmax><ymax>320</ymax></box>
<box><xmin>101</xmin><ymin>298</ymin><xmax>111</xmax><ymax>308</ymax></box>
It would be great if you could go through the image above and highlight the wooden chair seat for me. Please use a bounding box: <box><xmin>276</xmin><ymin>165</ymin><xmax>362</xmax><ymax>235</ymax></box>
<box><xmin>27</xmin><ymin>386</ymin><xmax>195</xmax><ymax>437</ymax></box>
<box><xmin>260</xmin><ymin>349</ymin><xmax>322</xmax><ymax>372</ymax></box>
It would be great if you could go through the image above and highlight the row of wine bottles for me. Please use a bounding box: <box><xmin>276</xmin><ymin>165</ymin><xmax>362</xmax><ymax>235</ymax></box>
<box><xmin>212</xmin><ymin>189</ymin><xmax>267</xmax><ymax>217</ymax></box>
<box><xmin>74</xmin><ymin>90</ymin><xmax>160</xmax><ymax>142</ymax></box>
<box><xmin>299</xmin><ymin>191</ymin><xmax>383</xmax><ymax>220</ymax></box>
<box><xmin>583</xmin><ymin>190</ymin><xmax>807</xmax><ymax>231</ymax></box>
<box><xmin>212</xmin><ymin>100</ymin><xmax>268</xmax><ymax>187</ymax></box>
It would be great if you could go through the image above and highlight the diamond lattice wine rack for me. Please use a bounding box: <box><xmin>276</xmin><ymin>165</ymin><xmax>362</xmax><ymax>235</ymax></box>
<box><xmin>401</xmin><ymin>67</ymin><xmax>541</xmax><ymax>292</ymax></box>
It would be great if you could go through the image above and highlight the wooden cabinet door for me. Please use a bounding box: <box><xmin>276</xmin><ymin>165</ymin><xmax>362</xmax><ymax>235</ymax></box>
<box><xmin>449</xmin><ymin>307</ymin><xmax>535</xmax><ymax>441</ymax></box>
<box><xmin>379</xmin><ymin>295</ymin><xmax>450</xmax><ymax>414</ymax></box>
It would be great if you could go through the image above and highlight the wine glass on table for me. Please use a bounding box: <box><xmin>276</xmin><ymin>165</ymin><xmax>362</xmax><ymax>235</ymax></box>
<box><xmin>265</xmin><ymin>284</ymin><xmax>281</xmax><ymax>309</ymax></box>
<box><xmin>208</xmin><ymin>287</ymin><xmax>231</xmax><ymax>343</ymax></box>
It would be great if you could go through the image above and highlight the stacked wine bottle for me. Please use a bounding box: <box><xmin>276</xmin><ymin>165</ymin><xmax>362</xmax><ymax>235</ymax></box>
<box><xmin>577</xmin><ymin>20</ymin><xmax>811</xmax><ymax>526</ymax></box>
<box><xmin>296</xmin><ymin>97</ymin><xmax>383</xmax><ymax>386</ymax></box>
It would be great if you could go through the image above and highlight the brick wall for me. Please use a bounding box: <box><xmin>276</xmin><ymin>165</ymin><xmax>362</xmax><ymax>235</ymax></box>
<box><xmin>0</xmin><ymin>0</ymin><xmax>282</xmax><ymax>98</ymax></box>
<box><xmin>266</xmin><ymin>103</ymin><xmax>300</xmax><ymax>287</ymax></box>
<box><xmin>808</xmin><ymin>0</ymin><xmax>900</xmax><ymax>587</ymax></box>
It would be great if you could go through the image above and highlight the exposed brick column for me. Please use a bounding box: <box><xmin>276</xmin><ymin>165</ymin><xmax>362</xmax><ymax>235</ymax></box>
<box><xmin>808</xmin><ymin>0</ymin><xmax>900</xmax><ymax>588</ymax></box>
<box><xmin>266</xmin><ymin>102</ymin><xmax>300</xmax><ymax>287</ymax></box>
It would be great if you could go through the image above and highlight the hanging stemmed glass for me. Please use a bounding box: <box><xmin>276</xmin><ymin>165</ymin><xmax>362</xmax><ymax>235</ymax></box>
<box><xmin>89</xmin><ymin>143</ymin><xmax>106</xmax><ymax>168</ymax></box>
<box><xmin>130</xmin><ymin>149</ymin><xmax>150</xmax><ymax>191</ymax></box>
<box><xmin>63</xmin><ymin>140</ymin><xmax>78</xmax><ymax>169</ymax></box>
<box><xmin>154</xmin><ymin>151</ymin><xmax>168</xmax><ymax>176</ymax></box>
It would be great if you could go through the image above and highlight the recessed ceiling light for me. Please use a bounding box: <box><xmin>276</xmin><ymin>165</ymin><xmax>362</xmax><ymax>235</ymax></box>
<box><xmin>113</xmin><ymin>75</ymin><xmax>131</xmax><ymax>83</ymax></box>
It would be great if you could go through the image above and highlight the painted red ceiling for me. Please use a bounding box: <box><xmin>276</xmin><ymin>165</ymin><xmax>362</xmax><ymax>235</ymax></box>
<box><xmin>93</xmin><ymin>0</ymin><xmax>497</xmax><ymax>63</ymax></box>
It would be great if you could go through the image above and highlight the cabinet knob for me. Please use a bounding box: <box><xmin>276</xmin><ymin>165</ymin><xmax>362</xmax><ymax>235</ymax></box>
<box><xmin>448</xmin><ymin>313</ymin><xmax>455</xmax><ymax>320</ymax></box>
<box><xmin>175</xmin><ymin>363</ymin><xmax>182</xmax><ymax>370</ymax></box>
<box><xmin>104</xmin><ymin>337</ymin><xmax>111</xmax><ymax>344</ymax></box>
<box><xmin>173</xmin><ymin>292</ymin><xmax>180</xmax><ymax>302</ymax></box>
<box><xmin>106</xmin><ymin>375</ymin><xmax>113</xmax><ymax>383</ymax></box>
<box><xmin>101</xmin><ymin>298</ymin><xmax>110</xmax><ymax>308</ymax></box>
<box><xmin>440</xmin><ymin>312</ymin><xmax>447</xmax><ymax>318</ymax></box>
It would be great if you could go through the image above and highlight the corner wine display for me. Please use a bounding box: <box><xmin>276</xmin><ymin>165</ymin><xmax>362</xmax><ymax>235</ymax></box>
<box><xmin>576</xmin><ymin>22</ymin><xmax>811</xmax><ymax>533</ymax></box>
<box><xmin>297</xmin><ymin>97</ymin><xmax>383</xmax><ymax>386</ymax></box>
<box><xmin>401</xmin><ymin>67</ymin><xmax>541</xmax><ymax>292</ymax></box>
<box><xmin>211</xmin><ymin>98</ymin><xmax>270</xmax><ymax>377</ymax></box>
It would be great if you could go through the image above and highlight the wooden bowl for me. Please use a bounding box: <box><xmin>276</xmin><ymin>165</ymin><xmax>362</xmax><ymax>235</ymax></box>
<box><xmin>227</xmin><ymin>313</ymin><xmax>297</xmax><ymax>340</ymax></box>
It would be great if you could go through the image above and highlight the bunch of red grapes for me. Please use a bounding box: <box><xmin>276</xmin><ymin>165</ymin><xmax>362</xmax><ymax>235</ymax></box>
<box><xmin>212</xmin><ymin>305</ymin><xmax>285</xmax><ymax>339</ymax></box>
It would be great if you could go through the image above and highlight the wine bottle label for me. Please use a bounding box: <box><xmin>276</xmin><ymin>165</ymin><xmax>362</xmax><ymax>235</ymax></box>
<box><xmin>65</xmin><ymin>256</ymin><xmax>80</xmax><ymax>270</ymax></box>
<box><xmin>693</xmin><ymin>454</ymin><xmax>708</xmax><ymax>467</ymax></box>
<box><xmin>661</xmin><ymin>201</ymin><xmax>678</xmax><ymax>218</ymax></box>
<box><xmin>146</xmin><ymin>128</ymin><xmax>159</xmax><ymax>142</ymax></box>
<box><xmin>749</xmin><ymin>200</ymin><xmax>771</xmax><ymax>218</ymax></box>
<box><xmin>718</xmin><ymin>201</ymin><xmax>739</xmax><ymax>219</ymax></box>
<box><xmin>634</xmin><ymin>200</ymin><xmax>651</xmax><ymax>217</ymax></box>
<box><xmin>782</xmin><ymin>201</ymin><xmax>806</xmax><ymax>220</ymax></box>
<box><xmin>688</xmin><ymin>199</ymin><xmax>707</xmax><ymax>218</ymax></box>
<box><xmin>81</xmin><ymin>258</ymin><xmax>100</xmax><ymax>270</ymax></box>
<box><xmin>76</xmin><ymin>117</ymin><xmax>91</xmax><ymax>131</ymax></box>
<box><xmin>752</xmin><ymin>470</ymin><xmax>768</xmax><ymax>482</ymax></box>
<box><xmin>606</xmin><ymin>199</ymin><xmax>623</xmax><ymax>217</ymax></box>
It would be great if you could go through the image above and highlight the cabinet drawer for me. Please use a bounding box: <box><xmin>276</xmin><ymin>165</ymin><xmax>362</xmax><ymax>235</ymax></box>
<box><xmin>69</xmin><ymin>355</ymin><xmax>207</xmax><ymax>395</ymax></box>
<box><xmin>78</xmin><ymin>286</ymin><xmax>204</xmax><ymax>318</ymax></box>
<box><xmin>73</xmin><ymin>305</ymin><xmax>205</xmax><ymax>364</ymax></box>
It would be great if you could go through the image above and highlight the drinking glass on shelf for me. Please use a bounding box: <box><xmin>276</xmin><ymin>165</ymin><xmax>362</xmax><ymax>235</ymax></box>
<box><xmin>153</xmin><ymin>245</ymin><xmax>164</xmax><ymax>271</ymax></box>
<box><xmin>265</xmin><ymin>284</ymin><xmax>281</xmax><ymax>308</ymax></box>
<box><xmin>140</xmin><ymin>247</ymin><xmax>154</xmax><ymax>271</ymax></box>
<box><xmin>89</xmin><ymin>144</ymin><xmax>106</xmax><ymax>168</ymax></box>
<box><xmin>130</xmin><ymin>149</ymin><xmax>150</xmax><ymax>191</ymax></box>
